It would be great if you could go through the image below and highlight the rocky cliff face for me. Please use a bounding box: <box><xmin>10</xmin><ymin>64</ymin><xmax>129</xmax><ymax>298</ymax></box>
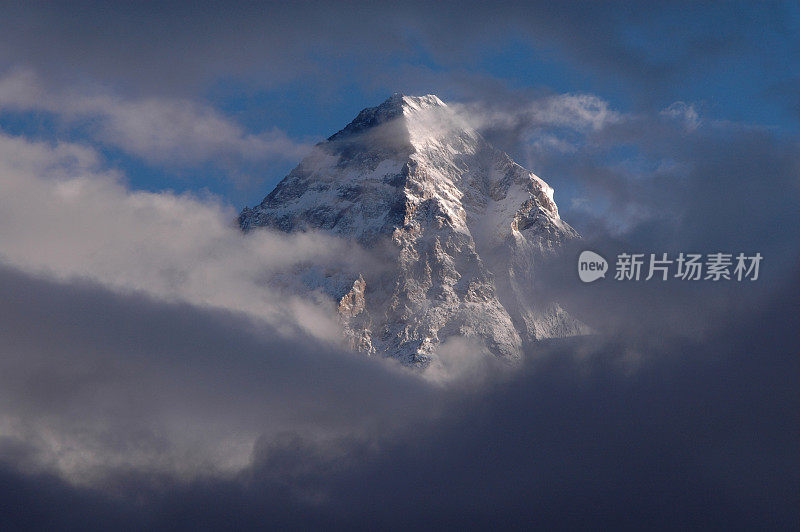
<box><xmin>240</xmin><ymin>94</ymin><xmax>587</xmax><ymax>366</ymax></box>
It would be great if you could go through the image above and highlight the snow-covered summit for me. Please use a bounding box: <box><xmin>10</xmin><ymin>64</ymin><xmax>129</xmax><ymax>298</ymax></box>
<box><xmin>240</xmin><ymin>94</ymin><xmax>586</xmax><ymax>366</ymax></box>
<box><xmin>327</xmin><ymin>93</ymin><xmax>449</xmax><ymax>141</ymax></box>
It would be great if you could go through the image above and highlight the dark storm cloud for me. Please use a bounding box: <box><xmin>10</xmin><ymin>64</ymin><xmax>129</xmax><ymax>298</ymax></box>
<box><xmin>1</xmin><ymin>269</ymin><xmax>797</xmax><ymax>529</ymax></box>
<box><xmin>0</xmin><ymin>1</ymin><xmax>793</xmax><ymax>105</ymax></box>
<box><xmin>499</xmin><ymin>107</ymin><xmax>800</xmax><ymax>341</ymax></box>
<box><xmin>0</xmin><ymin>263</ymin><xmax>440</xmax><ymax>478</ymax></box>
<box><xmin>582</xmin><ymin>120</ymin><xmax>800</xmax><ymax>259</ymax></box>
<box><xmin>0</xmin><ymin>1</ymin><xmax>412</xmax><ymax>94</ymax></box>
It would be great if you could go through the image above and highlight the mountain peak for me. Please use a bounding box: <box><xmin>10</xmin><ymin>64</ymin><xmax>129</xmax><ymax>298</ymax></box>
<box><xmin>382</xmin><ymin>92</ymin><xmax>446</xmax><ymax>110</ymax></box>
<box><xmin>240</xmin><ymin>94</ymin><xmax>585</xmax><ymax>366</ymax></box>
<box><xmin>328</xmin><ymin>93</ymin><xmax>458</xmax><ymax>146</ymax></box>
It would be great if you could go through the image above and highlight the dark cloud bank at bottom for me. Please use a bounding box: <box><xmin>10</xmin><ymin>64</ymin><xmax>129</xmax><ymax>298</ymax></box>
<box><xmin>0</xmin><ymin>263</ymin><xmax>797</xmax><ymax>530</ymax></box>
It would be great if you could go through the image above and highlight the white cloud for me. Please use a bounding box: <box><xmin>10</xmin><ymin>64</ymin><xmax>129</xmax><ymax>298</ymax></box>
<box><xmin>0</xmin><ymin>130</ymin><xmax>363</xmax><ymax>341</ymax></box>
<box><xmin>454</xmin><ymin>93</ymin><xmax>621</xmax><ymax>133</ymax></box>
<box><xmin>660</xmin><ymin>101</ymin><xmax>701</xmax><ymax>131</ymax></box>
<box><xmin>529</xmin><ymin>94</ymin><xmax>620</xmax><ymax>131</ymax></box>
<box><xmin>0</xmin><ymin>69</ymin><xmax>311</xmax><ymax>168</ymax></box>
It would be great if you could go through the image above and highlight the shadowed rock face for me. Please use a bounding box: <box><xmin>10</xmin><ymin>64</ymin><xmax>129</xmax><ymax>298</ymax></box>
<box><xmin>240</xmin><ymin>94</ymin><xmax>586</xmax><ymax>367</ymax></box>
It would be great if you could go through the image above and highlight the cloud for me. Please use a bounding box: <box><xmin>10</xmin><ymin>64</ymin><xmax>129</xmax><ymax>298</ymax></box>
<box><xmin>0</xmin><ymin>1</ymin><xmax>794</xmax><ymax>112</ymax></box>
<box><xmin>1</xmin><ymin>99</ymin><xmax>796</xmax><ymax>527</ymax></box>
<box><xmin>447</xmin><ymin>90</ymin><xmax>624</xmax><ymax>156</ymax></box>
<box><xmin>0</xmin><ymin>271</ymin><xmax>797</xmax><ymax>528</ymax></box>
<box><xmin>446</xmin><ymin>84</ymin><xmax>800</xmax><ymax>254</ymax></box>
<box><xmin>661</xmin><ymin>101</ymin><xmax>701</xmax><ymax>131</ymax></box>
<box><xmin>0</xmin><ymin>129</ymin><xmax>442</xmax><ymax>484</ymax></box>
<box><xmin>0</xmin><ymin>129</ymin><xmax>376</xmax><ymax>341</ymax></box>
<box><xmin>0</xmin><ymin>69</ymin><xmax>311</xmax><ymax>170</ymax></box>
<box><xmin>0</xmin><ymin>262</ymin><xmax>438</xmax><ymax>484</ymax></box>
